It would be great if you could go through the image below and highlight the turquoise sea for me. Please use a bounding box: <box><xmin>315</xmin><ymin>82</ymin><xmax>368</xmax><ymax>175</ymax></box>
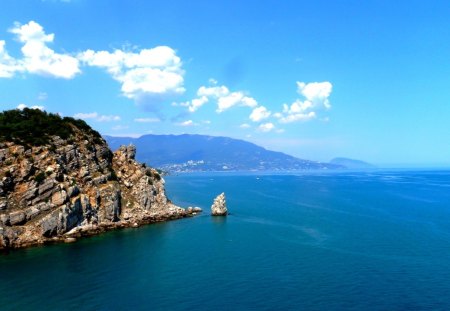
<box><xmin>1</xmin><ymin>170</ymin><xmax>450</xmax><ymax>310</ymax></box>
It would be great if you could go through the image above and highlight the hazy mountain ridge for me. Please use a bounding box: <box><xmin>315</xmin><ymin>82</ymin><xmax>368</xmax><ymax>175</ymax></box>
<box><xmin>105</xmin><ymin>134</ymin><xmax>344</xmax><ymax>172</ymax></box>
<box><xmin>330</xmin><ymin>157</ymin><xmax>376</xmax><ymax>169</ymax></box>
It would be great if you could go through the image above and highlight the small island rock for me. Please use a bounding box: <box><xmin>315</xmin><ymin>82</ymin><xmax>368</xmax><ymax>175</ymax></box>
<box><xmin>211</xmin><ymin>192</ymin><xmax>227</xmax><ymax>216</ymax></box>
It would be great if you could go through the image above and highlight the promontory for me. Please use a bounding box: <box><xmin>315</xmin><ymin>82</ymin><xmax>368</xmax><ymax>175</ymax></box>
<box><xmin>0</xmin><ymin>108</ymin><xmax>200</xmax><ymax>250</ymax></box>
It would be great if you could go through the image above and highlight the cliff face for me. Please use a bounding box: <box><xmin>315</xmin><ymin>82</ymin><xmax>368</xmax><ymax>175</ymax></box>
<box><xmin>0</xmin><ymin>119</ymin><xmax>197</xmax><ymax>250</ymax></box>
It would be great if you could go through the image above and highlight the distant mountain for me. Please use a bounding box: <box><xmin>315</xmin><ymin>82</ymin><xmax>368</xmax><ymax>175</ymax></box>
<box><xmin>104</xmin><ymin>134</ymin><xmax>343</xmax><ymax>172</ymax></box>
<box><xmin>330</xmin><ymin>157</ymin><xmax>375</xmax><ymax>169</ymax></box>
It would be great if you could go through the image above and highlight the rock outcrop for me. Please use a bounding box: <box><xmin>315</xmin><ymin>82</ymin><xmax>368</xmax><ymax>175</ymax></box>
<box><xmin>0</xmin><ymin>110</ymin><xmax>201</xmax><ymax>250</ymax></box>
<box><xmin>211</xmin><ymin>192</ymin><xmax>227</xmax><ymax>216</ymax></box>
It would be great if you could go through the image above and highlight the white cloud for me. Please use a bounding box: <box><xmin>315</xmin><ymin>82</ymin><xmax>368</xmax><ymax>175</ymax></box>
<box><xmin>240</xmin><ymin>123</ymin><xmax>251</xmax><ymax>129</ymax></box>
<box><xmin>249</xmin><ymin>106</ymin><xmax>271</xmax><ymax>122</ymax></box>
<box><xmin>177</xmin><ymin>120</ymin><xmax>197</xmax><ymax>127</ymax></box>
<box><xmin>297</xmin><ymin>81</ymin><xmax>332</xmax><ymax>109</ymax></box>
<box><xmin>275</xmin><ymin>81</ymin><xmax>332</xmax><ymax>123</ymax></box>
<box><xmin>17</xmin><ymin>103</ymin><xmax>45</xmax><ymax>111</ymax></box>
<box><xmin>197</xmin><ymin>85</ymin><xmax>229</xmax><ymax>98</ymax></box>
<box><xmin>0</xmin><ymin>40</ymin><xmax>21</xmax><ymax>78</ymax></box>
<box><xmin>9</xmin><ymin>21</ymin><xmax>80</xmax><ymax>79</ymax></box>
<box><xmin>73</xmin><ymin>112</ymin><xmax>121</xmax><ymax>122</ymax></box>
<box><xmin>258</xmin><ymin>122</ymin><xmax>275</xmax><ymax>132</ymax></box>
<box><xmin>279</xmin><ymin>111</ymin><xmax>316</xmax><ymax>123</ymax></box>
<box><xmin>217</xmin><ymin>91</ymin><xmax>257</xmax><ymax>113</ymax></box>
<box><xmin>134</xmin><ymin>117</ymin><xmax>160</xmax><ymax>123</ymax></box>
<box><xmin>181</xmin><ymin>95</ymin><xmax>209</xmax><ymax>112</ymax></box>
<box><xmin>178</xmin><ymin>82</ymin><xmax>258</xmax><ymax>113</ymax></box>
<box><xmin>79</xmin><ymin>46</ymin><xmax>185</xmax><ymax>105</ymax></box>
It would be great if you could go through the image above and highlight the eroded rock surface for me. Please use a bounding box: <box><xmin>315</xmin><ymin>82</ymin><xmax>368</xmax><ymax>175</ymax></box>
<box><xmin>211</xmin><ymin>192</ymin><xmax>227</xmax><ymax>216</ymax></box>
<box><xmin>0</xmin><ymin>128</ymin><xmax>200</xmax><ymax>250</ymax></box>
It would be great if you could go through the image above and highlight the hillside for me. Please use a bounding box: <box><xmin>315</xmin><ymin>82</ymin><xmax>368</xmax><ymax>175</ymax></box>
<box><xmin>105</xmin><ymin>134</ymin><xmax>343</xmax><ymax>172</ymax></box>
<box><xmin>0</xmin><ymin>109</ymin><xmax>199</xmax><ymax>250</ymax></box>
<box><xmin>330</xmin><ymin>157</ymin><xmax>376</xmax><ymax>169</ymax></box>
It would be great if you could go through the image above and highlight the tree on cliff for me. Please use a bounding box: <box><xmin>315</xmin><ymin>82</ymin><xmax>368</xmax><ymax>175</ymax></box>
<box><xmin>0</xmin><ymin>108</ymin><xmax>102</xmax><ymax>146</ymax></box>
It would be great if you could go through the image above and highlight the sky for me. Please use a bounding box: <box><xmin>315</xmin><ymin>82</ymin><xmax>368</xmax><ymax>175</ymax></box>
<box><xmin>0</xmin><ymin>0</ymin><xmax>449</xmax><ymax>167</ymax></box>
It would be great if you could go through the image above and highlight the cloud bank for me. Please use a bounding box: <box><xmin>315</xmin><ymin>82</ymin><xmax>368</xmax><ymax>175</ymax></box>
<box><xmin>1</xmin><ymin>21</ymin><xmax>185</xmax><ymax>110</ymax></box>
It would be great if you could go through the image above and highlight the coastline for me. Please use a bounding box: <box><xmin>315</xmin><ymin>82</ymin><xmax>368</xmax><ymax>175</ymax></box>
<box><xmin>2</xmin><ymin>206</ymin><xmax>200</xmax><ymax>251</ymax></box>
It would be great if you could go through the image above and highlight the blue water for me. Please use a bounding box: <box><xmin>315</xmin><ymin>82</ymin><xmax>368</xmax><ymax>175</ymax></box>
<box><xmin>1</xmin><ymin>171</ymin><xmax>450</xmax><ymax>310</ymax></box>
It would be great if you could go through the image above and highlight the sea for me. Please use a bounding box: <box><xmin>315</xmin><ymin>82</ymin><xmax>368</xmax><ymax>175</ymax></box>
<box><xmin>1</xmin><ymin>170</ymin><xmax>450</xmax><ymax>310</ymax></box>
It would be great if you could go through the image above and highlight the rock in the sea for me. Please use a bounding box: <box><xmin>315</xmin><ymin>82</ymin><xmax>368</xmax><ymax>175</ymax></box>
<box><xmin>211</xmin><ymin>192</ymin><xmax>227</xmax><ymax>216</ymax></box>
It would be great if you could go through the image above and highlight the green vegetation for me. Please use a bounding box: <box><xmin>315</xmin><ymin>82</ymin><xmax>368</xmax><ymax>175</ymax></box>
<box><xmin>34</xmin><ymin>172</ymin><xmax>46</xmax><ymax>184</ymax></box>
<box><xmin>0</xmin><ymin>108</ymin><xmax>102</xmax><ymax>146</ymax></box>
<box><xmin>109</xmin><ymin>169</ymin><xmax>118</xmax><ymax>181</ymax></box>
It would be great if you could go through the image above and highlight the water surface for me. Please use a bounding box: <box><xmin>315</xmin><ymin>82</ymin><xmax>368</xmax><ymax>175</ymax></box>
<box><xmin>1</xmin><ymin>170</ymin><xmax>450</xmax><ymax>310</ymax></box>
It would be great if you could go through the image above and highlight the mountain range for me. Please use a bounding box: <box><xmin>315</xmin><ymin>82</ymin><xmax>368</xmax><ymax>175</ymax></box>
<box><xmin>104</xmin><ymin>134</ymin><xmax>345</xmax><ymax>172</ymax></box>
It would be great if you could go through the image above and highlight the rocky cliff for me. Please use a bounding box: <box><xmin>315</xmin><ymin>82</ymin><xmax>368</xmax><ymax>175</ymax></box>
<box><xmin>0</xmin><ymin>109</ymin><xmax>199</xmax><ymax>250</ymax></box>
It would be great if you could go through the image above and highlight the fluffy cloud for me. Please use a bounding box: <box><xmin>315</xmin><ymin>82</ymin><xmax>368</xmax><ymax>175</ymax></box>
<box><xmin>197</xmin><ymin>85</ymin><xmax>229</xmax><ymax>98</ymax></box>
<box><xmin>240</xmin><ymin>123</ymin><xmax>251</xmax><ymax>129</ymax></box>
<box><xmin>73</xmin><ymin>112</ymin><xmax>121</xmax><ymax>122</ymax></box>
<box><xmin>9</xmin><ymin>21</ymin><xmax>80</xmax><ymax>79</ymax></box>
<box><xmin>17</xmin><ymin>103</ymin><xmax>44</xmax><ymax>111</ymax></box>
<box><xmin>79</xmin><ymin>46</ymin><xmax>185</xmax><ymax>104</ymax></box>
<box><xmin>180</xmin><ymin>82</ymin><xmax>258</xmax><ymax>113</ymax></box>
<box><xmin>249</xmin><ymin>106</ymin><xmax>271</xmax><ymax>122</ymax></box>
<box><xmin>276</xmin><ymin>81</ymin><xmax>332</xmax><ymax>123</ymax></box>
<box><xmin>179</xmin><ymin>96</ymin><xmax>208</xmax><ymax>112</ymax></box>
<box><xmin>0</xmin><ymin>41</ymin><xmax>21</xmax><ymax>77</ymax></box>
<box><xmin>297</xmin><ymin>81</ymin><xmax>332</xmax><ymax>109</ymax></box>
<box><xmin>257</xmin><ymin>122</ymin><xmax>275</xmax><ymax>132</ymax></box>
<box><xmin>217</xmin><ymin>91</ymin><xmax>257</xmax><ymax>113</ymax></box>
<box><xmin>1</xmin><ymin>20</ymin><xmax>186</xmax><ymax>111</ymax></box>
<box><xmin>134</xmin><ymin>117</ymin><xmax>161</xmax><ymax>123</ymax></box>
<box><xmin>177</xmin><ymin>120</ymin><xmax>197</xmax><ymax>127</ymax></box>
<box><xmin>278</xmin><ymin>111</ymin><xmax>316</xmax><ymax>123</ymax></box>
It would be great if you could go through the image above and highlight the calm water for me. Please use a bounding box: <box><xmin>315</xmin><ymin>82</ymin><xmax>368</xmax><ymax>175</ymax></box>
<box><xmin>1</xmin><ymin>171</ymin><xmax>450</xmax><ymax>310</ymax></box>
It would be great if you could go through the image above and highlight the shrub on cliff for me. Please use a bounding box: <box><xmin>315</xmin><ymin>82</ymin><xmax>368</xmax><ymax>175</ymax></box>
<box><xmin>0</xmin><ymin>108</ymin><xmax>102</xmax><ymax>146</ymax></box>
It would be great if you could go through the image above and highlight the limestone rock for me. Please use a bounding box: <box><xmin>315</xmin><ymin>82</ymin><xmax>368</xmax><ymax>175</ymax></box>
<box><xmin>211</xmin><ymin>192</ymin><xmax>228</xmax><ymax>216</ymax></box>
<box><xmin>0</xmin><ymin>110</ymin><xmax>201</xmax><ymax>250</ymax></box>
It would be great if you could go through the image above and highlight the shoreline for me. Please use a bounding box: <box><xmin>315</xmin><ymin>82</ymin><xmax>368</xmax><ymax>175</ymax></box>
<box><xmin>1</xmin><ymin>207</ymin><xmax>201</xmax><ymax>252</ymax></box>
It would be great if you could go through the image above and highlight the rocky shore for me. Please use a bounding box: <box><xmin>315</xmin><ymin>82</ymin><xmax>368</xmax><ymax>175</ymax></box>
<box><xmin>0</xmin><ymin>111</ymin><xmax>201</xmax><ymax>250</ymax></box>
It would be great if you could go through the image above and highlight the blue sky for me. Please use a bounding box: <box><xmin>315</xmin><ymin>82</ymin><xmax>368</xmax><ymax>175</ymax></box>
<box><xmin>1</xmin><ymin>0</ymin><xmax>449</xmax><ymax>167</ymax></box>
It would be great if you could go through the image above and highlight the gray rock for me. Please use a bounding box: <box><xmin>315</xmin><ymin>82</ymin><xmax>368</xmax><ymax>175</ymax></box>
<box><xmin>211</xmin><ymin>192</ymin><xmax>228</xmax><ymax>216</ymax></box>
<box><xmin>23</xmin><ymin>187</ymin><xmax>38</xmax><ymax>202</ymax></box>
<box><xmin>104</xmin><ymin>191</ymin><xmax>121</xmax><ymax>222</ymax></box>
<box><xmin>36</xmin><ymin>202</ymin><xmax>52</xmax><ymax>212</ymax></box>
<box><xmin>0</xmin><ymin>199</ymin><xmax>7</xmax><ymax>211</ymax></box>
<box><xmin>67</xmin><ymin>185</ymin><xmax>80</xmax><ymax>198</ymax></box>
<box><xmin>9</xmin><ymin>211</ymin><xmax>26</xmax><ymax>225</ymax></box>
<box><xmin>126</xmin><ymin>145</ymin><xmax>136</xmax><ymax>160</ymax></box>
<box><xmin>38</xmin><ymin>179</ymin><xmax>55</xmax><ymax>195</ymax></box>
<box><xmin>0</xmin><ymin>214</ymin><xmax>10</xmax><ymax>226</ymax></box>
<box><xmin>40</xmin><ymin>211</ymin><xmax>59</xmax><ymax>237</ymax></box>
<box><xmin>25</xmin><ymin>207</ymin><xmax>40</xmax><ymax>221</ymax></box>
<box><xmin>92</xmin><ymin>175</ymin><xmax>108</xmax><ymax>185</ymax></box>
<box><xmin>60</xmin><ymin>201</ymin><xmax>83</xmax><ymax>233</ymax></box>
